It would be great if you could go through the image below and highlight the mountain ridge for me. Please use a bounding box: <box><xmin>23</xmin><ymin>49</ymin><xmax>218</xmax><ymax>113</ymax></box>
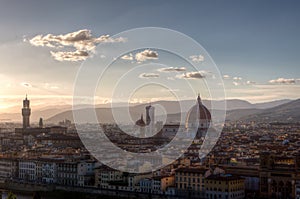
<box><xmin>45</xmin><ymin>99</ymin><xmax>297</xmax><ymax>124</ymax></box>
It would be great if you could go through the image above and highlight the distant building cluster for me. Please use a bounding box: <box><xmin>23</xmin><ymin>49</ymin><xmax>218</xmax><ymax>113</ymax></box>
<box><xmin>135</xmin><ymin>103</ymin><xmax>156</xmax><ymax>138</ymax></box>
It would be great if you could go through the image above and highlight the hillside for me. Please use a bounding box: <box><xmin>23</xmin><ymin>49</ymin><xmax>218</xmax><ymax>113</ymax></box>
<box><xmin>238</xmin><ymin>99</ymin><xmax>300</xmax><ymax>123</ymax></box>
<box><xmin>46</xmin><ymin>99</ymin><xmax>299</xmax><ymax>124</ymax></box>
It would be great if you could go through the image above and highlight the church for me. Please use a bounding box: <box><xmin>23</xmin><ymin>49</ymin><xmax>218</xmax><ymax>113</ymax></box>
<box><xmin>135</xmin><ymin>94</ymin><xmax>212</xmax><ymax>140</ymax></box>
<box><xmin>185</xmin><ymin>94</ymin><xmax>211</xmax><ymax>139</ymax></box>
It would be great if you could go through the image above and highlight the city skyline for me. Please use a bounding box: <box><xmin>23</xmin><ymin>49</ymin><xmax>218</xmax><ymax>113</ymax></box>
<box><xmin>0</xmin><ymin>1</ymin><xmax>300</xmax><ymax>198</ymax></box>
<box><xmin>0</xmin><ymin>0</ymin><xmax>300</xmax><ymax>112</ymax></box>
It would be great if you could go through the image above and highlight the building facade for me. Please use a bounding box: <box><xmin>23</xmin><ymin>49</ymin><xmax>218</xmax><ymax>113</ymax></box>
<box><xmin>259</xmin><ymin>152</ymin><xmax>298</xmax><ymax>199</ymax></box>
<box><xmin>175</xmin><ymin>167</ymin><xmax>208</xmax><ymax>194</ymax></box>
<box><xmin>205</xmin><ymin>174</ymin><xmax>245</xmax><ymax>199</ymax></box>
<box><xmin>19</xmin><ymin>159</ymin><xmax>37</xmax><ymax>182</ymax></box>
<box><xmin>0</xmin><ymin>158</ymin><xmax>18</xmax><ymax>182</ymax></box>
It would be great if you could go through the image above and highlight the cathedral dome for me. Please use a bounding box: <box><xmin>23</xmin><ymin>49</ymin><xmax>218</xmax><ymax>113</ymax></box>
<box><xmin>185</xmin><ymin>95</ymin><xmax>211</xmax><ymax>132</ymax></box>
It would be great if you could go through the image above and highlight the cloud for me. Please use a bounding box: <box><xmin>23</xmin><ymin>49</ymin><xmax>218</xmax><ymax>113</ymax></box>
<box><xmin>269</xmin><ymin>77</ymin><xmax>297</xmax><ymax>84</ymax></box>
<box><xmin>28</xmin><ymin>35</ymin><xmax>56</xmax><ymax>48</ymax></box>
<box><xmin>121</xmin><ymin>53</ymin><xmax>133</xmax><ymax>60</ymax></box>
<box><xmin>233</xmin><ymin>77</ymin><xmax>242</xmax><ymax>81</ymax></box>
<box><xmin>27</xmin><ymin>29</ymin><xmax>126</xmax><ymax>61</ymax></box>
<box><xmin>29</xmin><ymin>29</ymin><xmax>126</xmax><ymax>51</ymax></box>
<box><xmin>21</xmin><ymin>82</ymin><xmax>32</xmax><ymax>88</ymax></box>
<box><xmin>139</xmin><ymin>73</ymin><xmax>160</xmax><ymax>79</ymax></box>
<box><xmin>189</xmin><ymin>55</ymin><xmax>204</xmax><ymax>62</ymax></box>
<box><xmin>167</xmin><ymin>77</ymin><xmax>175</xmax><ymax>80</ymax></box>
<box><xmin>176</xmin><ymin>71</ymin><xmax>208</xmax><ymax>79</ymax></box>
<box><xmin>246</xmin><ymin>80</ymin><xmax>256</xmax><ymax>85</ymax></box>
<box><xmin>223</xmin><ymin>75</ymin><xmax>230</xmax><ymax>79</ymax></box>
<box><xmin>135</xmin><ymin>49</ymin><xmax>158</xmax><ymax>62</ymax></box>
<box><xmin>43</xmin><ymin>83</ymin><xmax>60</xmax><ymax>90</ymax></box>
<box><xmin>157</xmin><ymin>67</ymin><xmax>186</xmax><ymax>72</ymax></box>
<box><xmin>233</xmin><ymin>81</ymin><xmax>240</xmax><ymax>86</ymax></box>
<box><xmin>230</xmin><ymin>84</ymin><xmax>300</xmax><ymax>102</ymax></box>
<box><xmin>50</xmin><ymin>50</ymin><xmax>89</xmax><ymax>62</ymax></box>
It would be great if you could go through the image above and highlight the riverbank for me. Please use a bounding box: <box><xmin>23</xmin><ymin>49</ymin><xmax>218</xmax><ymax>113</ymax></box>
<box><xmin>1</xmin><ymin>190</ymin><xmax>130</xmax><ymax>199</ymax></box>
<box><xmin>0</xmin><ymin>181</ymin><xmax>182</xmax><ymax>199</ymax></box>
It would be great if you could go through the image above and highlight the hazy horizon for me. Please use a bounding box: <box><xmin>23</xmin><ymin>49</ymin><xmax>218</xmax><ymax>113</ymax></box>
<box><xmin>0</xmin><ymin>96</ymin><xmax>296</xmax><ymax>114</ymax></box>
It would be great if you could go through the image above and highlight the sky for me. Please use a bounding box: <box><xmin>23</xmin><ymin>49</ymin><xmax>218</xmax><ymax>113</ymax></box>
<box><xmin>0</xmin><ymin>0</ymin><xmax>300</xmax><ymax>112</ymax></box>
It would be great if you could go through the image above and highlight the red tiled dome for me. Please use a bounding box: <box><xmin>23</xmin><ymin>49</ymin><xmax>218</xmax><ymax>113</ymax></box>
<box><xmin>185</xmin><ymin>95</ymin><xmax>211</xmax><ymax>130</ymax></box>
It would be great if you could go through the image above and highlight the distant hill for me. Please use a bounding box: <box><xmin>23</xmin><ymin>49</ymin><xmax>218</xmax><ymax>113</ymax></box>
<box><xmin>237</xmin><ymin>99</ymin><xmax>300</xmax><ymax>123</ymax></box>
<box><xmin>225</xmin><ymin>108</ymin><xmax>262</xmax><ymax>121</ymax></box>
<box><xmin>46</xmin><ymin>99</ymin><xmax>298</xmax><ymax>124</ymax></box>
<box><xmin>0</xmin><ymin>107</ymin><xmax>70</xmax><ymax>123</ymax></box>
<box><xmin>253</xmin><ymin>99</ymin><xmax>292</xmax><ymax>109</ymax></box>
<box><xmin>0</xmin><ymin>98</ymin><xmax>295</xmax><ymax>123</ymax></box>
<box><xmin>0</xmin><ymin>103</ymin><xmax>127</xmax><ymax>122</ymax></box>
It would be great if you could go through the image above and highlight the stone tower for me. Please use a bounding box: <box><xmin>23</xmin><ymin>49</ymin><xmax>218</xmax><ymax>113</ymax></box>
<box><xmin>22</xmin><ymin>95</ymin><xmax>31</xmax><ymax>128</ymax></box>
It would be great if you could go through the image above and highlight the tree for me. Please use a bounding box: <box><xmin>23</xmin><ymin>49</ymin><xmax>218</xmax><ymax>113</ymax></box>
<box><xmin>6</xmin><ymin>192</ymin><xmax>17</xmax><ymax>199</ymax></box>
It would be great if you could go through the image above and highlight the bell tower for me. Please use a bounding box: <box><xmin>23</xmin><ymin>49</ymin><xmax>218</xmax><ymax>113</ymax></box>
<box><xmin>22</xmin><ymin>95</ymin><xmax>31</xmax><ymax>128</ymax></box>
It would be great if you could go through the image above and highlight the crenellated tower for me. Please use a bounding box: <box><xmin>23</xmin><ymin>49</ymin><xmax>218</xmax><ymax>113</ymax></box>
<box><xmin>22</xmin><ymin>95</ymin><xmax>31</xmax><ymax>128</ymax></box>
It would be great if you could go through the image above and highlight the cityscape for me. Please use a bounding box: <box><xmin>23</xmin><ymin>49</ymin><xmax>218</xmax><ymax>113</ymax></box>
<box><xmin>0</xmin><ymin>94</ymin><xmax>299</xmax><ymax>198</ymax></box>
<box><xmin>1</xmin><ymin>1</ymin><xmax>300</xmax><ymax>199</ymax></box>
